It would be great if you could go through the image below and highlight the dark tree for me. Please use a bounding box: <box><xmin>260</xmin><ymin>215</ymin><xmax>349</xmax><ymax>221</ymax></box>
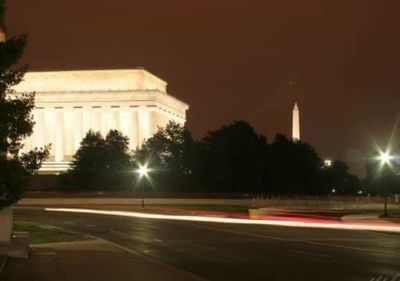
<box><xmin>105</xmin><ymin>130</ymin><xmax>130</xmax><ymax>170</ymax></box>
<box><xmin>197</xmin><ymin>121</ymin><xmax>267</xmax><ymax>193</ymax></box>
<box><xmin>133</xmin><ymin>121</ymin><xmax>195</xmax><ymax>190</ymax></box>
<box><xmin>0</xmin><ymin>1</ymin><xmax>48</xmax><ymax>209</ymax></box>
<box><xmin>65</xmin><ymin>130</ymin><xmax>131</xmax><ymax>190</ymax></box>
<box><xmin>266</xmin><ymin>134</ymin><xmax>322</xmax><ymax>194</ymax></box>
<box><xmin>321</xmin><ymin>160</ymin><xmax>360</xmax><ymax>194</ymax></box>
<box><xmin>71</xmin><ymin>131</ymin><xmax>108</xmax><ymax>172</ymax></box>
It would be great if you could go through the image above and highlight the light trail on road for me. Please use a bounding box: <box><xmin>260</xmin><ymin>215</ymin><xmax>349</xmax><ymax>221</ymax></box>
<box><xmin>45</xmin><ymin>207</ymin><xmax>400</xmax><ymax>233</ymax></box>
<box><xmin>15</xmin><ymin>208</ymin><xmax>400</xmax><ymax>280</ymax></box>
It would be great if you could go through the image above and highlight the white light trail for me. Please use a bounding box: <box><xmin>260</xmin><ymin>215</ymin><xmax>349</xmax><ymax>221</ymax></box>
<box><xmin>45</xmin><ymin>208</ymin><xmax>400</xmax><ymax>233</ymax></box>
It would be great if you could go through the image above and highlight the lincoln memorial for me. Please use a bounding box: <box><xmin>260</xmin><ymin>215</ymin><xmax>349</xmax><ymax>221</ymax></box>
<box><xmin>13</xmin><ymin>69</ymin><xmax>189</xmax><ymax>173</ymax></box>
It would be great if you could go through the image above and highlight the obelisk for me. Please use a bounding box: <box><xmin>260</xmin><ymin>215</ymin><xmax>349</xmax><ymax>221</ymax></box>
<box><xmin>292</xmin><ymin>102</ymin><xmax>300</xmax><ymax>141</ymax></box>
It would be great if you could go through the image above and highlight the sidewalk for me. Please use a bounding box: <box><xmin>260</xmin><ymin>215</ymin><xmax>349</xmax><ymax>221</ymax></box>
<box><xmin>2</xmin><ymin>239</ymin><xmax>201</xmax><ymax>281</ymax></box>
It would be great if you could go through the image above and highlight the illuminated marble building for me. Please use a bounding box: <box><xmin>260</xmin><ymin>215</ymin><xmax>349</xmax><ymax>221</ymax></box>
<box><xmin>13</xmin><ymin>69</ymin><xmax>189</xmax><ymax>172</ymax></box>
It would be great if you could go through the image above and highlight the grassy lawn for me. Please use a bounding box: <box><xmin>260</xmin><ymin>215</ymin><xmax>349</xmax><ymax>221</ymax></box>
<box><xmin>13</xmin><ymin>221</ymin><xmax>88</xmax><ymax>244</ymax></box>
<box><xmin>150</xmin><ymin>204</ymin><xmax>249</xmax><ymax>213</ymax></box>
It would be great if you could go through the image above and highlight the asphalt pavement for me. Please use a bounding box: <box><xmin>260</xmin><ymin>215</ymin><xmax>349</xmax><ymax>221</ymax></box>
<box><xmin>11</xmin><ymin>208</ymin><xmax>400</xmax><ymax>281</ymax></box>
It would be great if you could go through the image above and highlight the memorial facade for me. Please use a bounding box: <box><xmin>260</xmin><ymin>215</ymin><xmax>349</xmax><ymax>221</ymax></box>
<box><xmin>13</xmin><ymin>69</ymin><xmax>189</xmax><ymax>172</ymax></box>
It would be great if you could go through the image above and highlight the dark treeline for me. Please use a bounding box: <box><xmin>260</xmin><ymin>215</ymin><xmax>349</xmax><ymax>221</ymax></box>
<box><xmin>60</xmin><ymin>121</ymin><xmax>363</xmax><ymax>195</ymax></box>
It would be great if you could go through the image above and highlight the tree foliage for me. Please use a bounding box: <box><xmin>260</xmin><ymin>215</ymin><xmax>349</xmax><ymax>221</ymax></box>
<box><xmin>133</xmin><ymin>121</ymin><xmax>195</xmax><ymax>190</ymax></box>
<box><xmin>266</xmin><ymin>134</ymin><xmax>322</xmax><ymax>194</ymax></box>
<box><xmin>196</xmin><ymin>121</ymin><xmax>267</xmax><ymax>192</ymax></box>
<box><xmin>63</xmin><ymin>130</ymin><xmax>131</xmax><ymax>190</ymax></box>
<box><xmin>65</xmin><ymin>119</ymin><xmax>361</xmax><ymax>194</ymax></box>
<box><xmin>321</xmin><ymin>160</ymin><xmax>361</xmax><ymax>194</ymax></box>
<box><xmin>0</xmin><ymin>1</ymin><xmax>48</xmax><ymax>209</ymax></box>
<box><xmin>130</xmin><ymin>120</ymin><xmax>360</xmax><ymax>194</ymax></box>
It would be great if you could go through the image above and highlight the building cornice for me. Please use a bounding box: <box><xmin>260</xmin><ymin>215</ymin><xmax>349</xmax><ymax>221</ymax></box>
<box><xmin>33</xmin><ymin>90</ymin><xmax>189</xmax><ymax>118</ymax></box>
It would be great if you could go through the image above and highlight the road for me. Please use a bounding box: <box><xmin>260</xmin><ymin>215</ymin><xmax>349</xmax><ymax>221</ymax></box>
<box><xmin>15</xmin><ymin>208</ymin><xmax>400</xmax><ymax>281</ymax></box>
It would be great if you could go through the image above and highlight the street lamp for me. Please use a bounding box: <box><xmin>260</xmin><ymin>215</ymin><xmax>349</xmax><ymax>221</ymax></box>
<box><xmin>136</xmin><ymin>164</ymin><xmax>150</xmax><ymax>208</ymax></box>
<box><xmin>137</xmin><ymin>165</ymin><xmax>149</xmax><ymax>179</ymax></box>
<box><xmin>377</xmin><ymin>150</ymin><xmax>394</xmax><ymax>218</ymax></box>
<box><xmin>377</xmin><ymin>151</ymin><xmax>393</xmax><ymax>165</ymax></box>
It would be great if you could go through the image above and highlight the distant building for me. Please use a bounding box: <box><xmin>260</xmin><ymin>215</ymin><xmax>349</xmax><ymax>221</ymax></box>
<box><xmin>13</xmin><ymin>69</ymin><xmax>189</xmax><ymax>172</ymax></box>
<box><xmin>292</xmin><ymin>102</ymin><xmax>300</xmax><ymax>141</ymax></box>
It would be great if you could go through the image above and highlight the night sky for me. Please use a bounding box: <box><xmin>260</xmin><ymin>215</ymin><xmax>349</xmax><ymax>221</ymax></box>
<box><xmin>6</xmin><ymin>0</ymin><xmax>400</xmax><ymax>175</ymax></box>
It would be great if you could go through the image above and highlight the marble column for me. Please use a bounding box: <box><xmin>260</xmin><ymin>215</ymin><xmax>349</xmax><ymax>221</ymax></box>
<box><xmin>91</xmin><ymin>108</ymin><xmax>102</xmax><ymax>134</ymax></box>
<box><xmin>119</xmin><ymin>108</ymin><xmax>133</xmax><ymax>149</ymax></box>
<box><xmin>54</xmin><ymin>109</ymin><xmax>64</xmax><ymax>162</ymax></box>
<box><xmin>149</xmin><ymin>110</ymin><xmax>158</xmax><ymax>135</ymax></box>
<box><xmin>133</xmin><ymin>110</ymin><xmax>139</xmax><ymax>149</ymax></box>
<box><xmin>73</xmin><ymin>108</ymin><xmax>83</xmax><ymax>152</ymax></box>
<box><xmin>100</xmin><ymin>108</ymin><xmax>110</xmax><ymax>136</ymax></box>
<box><xmin>34</xmin><ymin>109</ymin><xmax>45</xmax><ymax>149</ymax></box>
<box><xmin>130</xmin><ymin>108</ymin><xmax>139</xmax><ymax>149</ymax></box>
<box><xmin>138</xmin><ymin>108</ymin><xmax>150</xmax><ymax>146</ymax></box>
<box><xmin>63</xmin><ymin>109</ymin><xmax>74</xmax><ymax>159</ymax></box>
<box><xmin>112</xmin><ymin>108</ymin><xmax>120</xmax><ymax>132</ymax></box>
<box><xmin>45</xmin><ymin>108</ymin><xmax>56</xmax><ymax>159</ymax></box>
<box><xmin>82</xmin><ymin>107</ymin><xmax>91</xmax><ymax>137</ymax></box>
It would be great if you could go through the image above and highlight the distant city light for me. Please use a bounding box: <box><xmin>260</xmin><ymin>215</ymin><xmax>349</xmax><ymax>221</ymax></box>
<box><xmin>324</xmin><ymin>159</ymin><xmax>332</xmax><ymax>167</ymax></box>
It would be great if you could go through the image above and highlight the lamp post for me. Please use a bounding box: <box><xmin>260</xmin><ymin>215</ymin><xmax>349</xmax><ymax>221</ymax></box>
<box><xmin>377</xmin><ymin>151</ymin><xmax>393</xmax><ymax>218</ymax></box>
<box><xmin>136</xmin><ymin>164</ymin><xmax>150</xmax><ymax>208</ymax></box>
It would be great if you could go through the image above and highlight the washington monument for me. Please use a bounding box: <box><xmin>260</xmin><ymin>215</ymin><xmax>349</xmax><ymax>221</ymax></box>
<box><xmin>292</xmin><ymin>102</ymin><xmax>300</xmax><ymax>141</ymax></box>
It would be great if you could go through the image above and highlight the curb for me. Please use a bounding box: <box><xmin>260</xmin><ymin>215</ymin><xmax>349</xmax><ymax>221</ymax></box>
<box><xmin>341</xmin><ymin>214</ymin><xmax>379</xmax><ymax>222</ymax></box>
<box><xmin>0</xmin><ymin>256</ymin><xmax>7</xmax><ymax>280</ymax></box>
<box><xmin>341</xmin><ymin>214</ymin><xmax>400</xmax><ymax>226</ymax></box>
